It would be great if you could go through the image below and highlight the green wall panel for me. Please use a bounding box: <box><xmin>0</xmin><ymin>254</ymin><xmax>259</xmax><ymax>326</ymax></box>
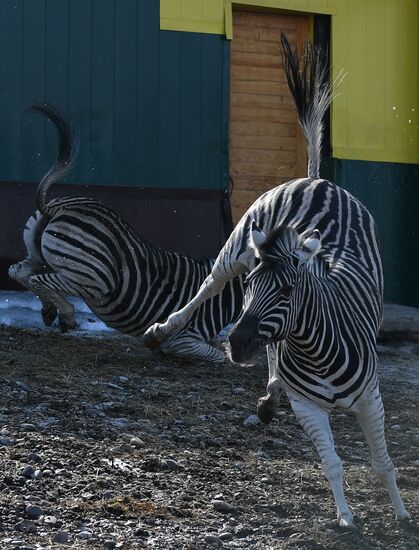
<box><xmin>322</xmin><ymin>158</ymin><xmax>419</xmax><ymax>308</ymax></box>
<box><xmin>0</xmin><ymin>0</ymin><xmax>229</xmax><ymax>190</ymax></box>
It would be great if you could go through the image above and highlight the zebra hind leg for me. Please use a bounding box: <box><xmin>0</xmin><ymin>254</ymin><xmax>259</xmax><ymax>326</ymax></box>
<box><xmin>289</xmin><ymin>395</ymin><xmax>355</xmax><ymax>528</ymax></box>
<box><xmin>159</xmin><ymin>332</ymin><xmax>225</xmax><ymax>363</ymax></box>
<box><xmin>354</xmin><ymin>386</ymin><xmax>410</xmax><ymax>520</ymax></box>
<box><xmin>9</xmin><ymin>259</ymin><xmax>58</xmax><ymax>326</ymax></box>
<box><xmin>29</xmin><ymin>272</ymin><xmax>77</xmax><ymax>333</ymax></box>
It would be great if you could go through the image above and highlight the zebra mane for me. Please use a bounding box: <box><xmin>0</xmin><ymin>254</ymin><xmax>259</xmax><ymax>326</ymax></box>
<box><xmin>257</xmin><ymin>225</ymin><xmax>302</xmax><ymax>261</ymax></box>
<box><xmin>280</xmin><ymin>33</ymin><xmax>333</xmax><ymax>179</ymax></box>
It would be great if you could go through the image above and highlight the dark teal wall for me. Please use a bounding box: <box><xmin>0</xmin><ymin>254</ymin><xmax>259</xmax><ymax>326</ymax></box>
<box><xmin>322</xmin><ymin>158</ymin><xmax>419</xmax><ymax>308</ymax></box>
<box><xmin>0</xmin><ymin>0</ymin><xmax>230</xmax><ymax>190</ymax></box>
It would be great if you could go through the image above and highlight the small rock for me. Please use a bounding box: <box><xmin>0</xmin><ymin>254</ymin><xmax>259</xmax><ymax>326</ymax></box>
<box><xmin>20</xmin><ymin>465</ymin><xmax>35</xmax><ymax>479</ymax></box>
<box><xmin>219</xmin><ymin>532</ymin><xmax>234</xmax><ymax>541</ymax></box>
<box><xmin>52</xmin><ymin>531</ymin><xmax>69</xmax><ymax>544</ymax></box>
<box><xmin>233</xmin><ymin>387</ymin><xmax>246</xmax><ymax>395</ymax></box>
<box><xmin>77</xmin><ymin>530</ymin><xmax>93</xmax><ymax>540</ymax></box>
<box><xmin>235</xmin><ymin>526</ymin><xmax>253</xmax><ymax>538</ymax></box>
<box><xmin>16</xmin><ymin>519</ymin><xmax>37</xmax><ymax>533</ymax></box>
<box><xmin>243</xmin><ymin>415</ymin><xmax>260</xmax><ymax>427</ymax></box>
<box><xmin>109</xmin><ymin>418</ymin><xmax>129</xmax><ymax>429</ymax></box>
<box><xmin>113</xmin><ymin>375</ymin><xmax>129</xmax><ymax>384</ymax></box>
<box><xmin>130</xmin><ymin>437</ymin><xmax>146</xmax><ymax>449</ymax></box>
<box><xmin>25</xmin><ymin>504</ymin><xmax>44</xmax><ymax>519</ymax></box>
<box><xmin>103</xmin><ymin>540</ymin><xmax>116</xmax><ymax>549</ymax></box>
<box><xmin>43</xmin><ymin>515</ymin><xmax>57</xmax><ymax>525</ymax></box>
<box><xmin>106</xmin><ymin>382</ymin><xmax>124</xmax><ymax>390</ymax></box>
<box><xmin>204</xmin><ymin>534</ymin><xmax>222</xmax><ymax>546</ymax></box>
<box><xmin>27</xmin><ymin>452</ymin><xmax>42</xmax><ymax>463</ymax></box>
<box><xmin>0</xmin><ymin>437</ymin><xmax>14</xmax><ymax>446</ymax></box>
<box><xmin>34</xmin><ymin>470</ymin><xmax>43</xmax><ymax>479</ymax></box>
<box><xmin>390</xmin><ymin>424</ymin><xmax>401</xmax><ymax>431</ymax></box>
<box><xmin>260</xmin><ymin>476</ymin><xmax>273</xmax><ymax>484</ymax></box>
<box><xmin>166</xmin><ymin>459</ymin><xmax>183</xmax><ymax>471</ymax></box>
<box><xmin>212</xmin><ymin>500</ymin><xmax>237</xmax><ymax>514</ymax></box>
<box><xmin>20</xmin><ymin>423</ymin><xmax>37</xmax><ymax>432</ymax></box>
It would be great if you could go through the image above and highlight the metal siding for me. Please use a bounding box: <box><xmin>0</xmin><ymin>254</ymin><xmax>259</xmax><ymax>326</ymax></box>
<box><xmin>21</xmin><ymin>0</ymin><xmax>46</xmax><ymax>182</ymax></box>
<box><xmin>114</xmin><ymin>0</ymin><xmax>138</xmax><ymax>185</ymax></box>
<box><xmin>325</xmin><ymin>158</ymin><xmax>419</xmax><ymax>308</ymax></box>
<box><xmin>68</xmin><ymin>0</ymin><xmax>93</xmax><ymax>184</ymax></box>
<box><xmin>179</xmin><ymin>33</ymin><xmax>202</xmax><ymax>187</ymax></box>
<box><xmin>0</xmin><ymin>1</ymin><xmax>23</xmax><ymax>180</ymax></box>
<box><xmin>0</xmin><ymin>0</ymin><xmax>228</xmax><ymax>190</ymax></box>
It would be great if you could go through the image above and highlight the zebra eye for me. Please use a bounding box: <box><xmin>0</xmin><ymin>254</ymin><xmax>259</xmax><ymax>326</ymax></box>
<box><xmin>280</xmin><ymin>285</ymin><xmax>294</xmax><ymax>297</ymax></box>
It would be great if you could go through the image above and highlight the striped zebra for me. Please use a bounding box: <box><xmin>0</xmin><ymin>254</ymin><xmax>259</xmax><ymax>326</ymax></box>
<box><xmin>8</xmin><ymin>103</ymin><xmax>244</xmax><ymax>363</ymax></box>
<box><xmin>144</xmin><ymin>35</ymin><xmax>410</xmax><ymax>526</ymax></box>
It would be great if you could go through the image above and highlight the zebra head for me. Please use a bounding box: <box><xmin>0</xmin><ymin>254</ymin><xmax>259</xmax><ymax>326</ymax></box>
<box><xmin>229</xmin><ymin>223</ymin><xmax>321</xmax><ymax>364</ymax></box>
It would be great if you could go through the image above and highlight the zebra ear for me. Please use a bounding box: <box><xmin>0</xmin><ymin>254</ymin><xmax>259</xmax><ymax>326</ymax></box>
<box><xmin>294</xmin><ymin>229</ymin><xmax>322</xmax><ymax>263</ymax></box>
<box><xmin>236</xmin><ymin>222</ymin><xmax>266</xmax><ymax>268</ymax></box>
<box><xmin>249</xmin><ymin>222</ymin><xmax>267</xmax><ymax>259</ymax></box>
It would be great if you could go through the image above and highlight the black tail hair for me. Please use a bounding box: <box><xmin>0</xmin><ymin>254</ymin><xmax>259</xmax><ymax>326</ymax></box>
<box><xmin>280</xmin><ymin>33</ymin><xmax>332</xmax><ymax>179</ymax></box>
<box><xmin>25</xmin><ymin>102</ymin><xmax>78</xmax><ymax>219</ymax></box>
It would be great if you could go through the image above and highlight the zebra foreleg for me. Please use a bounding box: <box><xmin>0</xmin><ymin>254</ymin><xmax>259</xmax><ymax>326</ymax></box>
<box><xmin>257</xmin><ymin>343</ymin><xmax>282</xmax><ymax>424</ymax></box>
<box><xmin>29</xmin><ymin>272</ymin><xmax>77</xmax><ymax>332</ymax></box>
<box><xmin>143</xmin><ymin>274</ymin><xmax>229</xmax><ymax>349</ymax></box>
<box><xmin>9</xmin><ymin>260</ymin><xmax>58</xmax><ymax>326</ymax></box>
<box><xmin>159</xmin><ymin>333</ymin><xmax>225</xmax><ymax>363</ymax></box>
<box><xmin>354</xmin><ymin>386</ymin><xmax>410</xmax><ymax>520</ymax></box>
<box><xmin>288</xmin><ymin>395</ymin><xmax>354</xmax><ymax>528</ymax></box>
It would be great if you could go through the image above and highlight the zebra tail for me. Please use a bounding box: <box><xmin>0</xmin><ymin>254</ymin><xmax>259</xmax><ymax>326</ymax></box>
<box><xmin>25</xmin><ymin>102</ymin><xmax>78</xmax><ymax>219</ymax></box>
<box><xmin>280</xmin><ymin>33</ymin><xmax>332</xmax><ymax>179</ymax></box>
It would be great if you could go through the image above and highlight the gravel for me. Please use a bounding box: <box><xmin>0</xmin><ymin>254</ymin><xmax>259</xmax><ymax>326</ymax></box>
<box><xmin>0</xmin><ymin>325</ymin><xmax>418</xmax><ymax>549</ymax></box>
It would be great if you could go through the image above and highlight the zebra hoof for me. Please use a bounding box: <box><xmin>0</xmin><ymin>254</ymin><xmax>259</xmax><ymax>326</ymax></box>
<box><xmin>257</xmin><ymin>395</ymin><xmax>276</xmax><ymax>425</ymax></box>
<box><xmin>42</xmin><ymin>304</ymin><xmax>57</xmax><ymax>326</ymax></box>
<box><xmin>143</xmin><ymin>327</ymin><xmax>161</xmax><ymax>350</ymax></box>
<box><xmin>58</xmin><ymin>316</ymin><xmax>76</xmax><ymax>333</ymax></box>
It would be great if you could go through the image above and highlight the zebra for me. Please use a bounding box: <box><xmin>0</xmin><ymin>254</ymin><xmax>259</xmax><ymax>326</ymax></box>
<box><xmin>143</xmin><ymin>34</ymin><xmax>410</xmax><ymax>526</ymax></box>
<box><xmin>8</xmin><ymin>102</ymin><xmax>245</xmax><ymax>363</ymax></box>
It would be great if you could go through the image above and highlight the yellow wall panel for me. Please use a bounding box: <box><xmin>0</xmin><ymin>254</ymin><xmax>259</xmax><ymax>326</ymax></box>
<box><xmin>160</xmin><ymin>0</ymin><xmax>419</xmax><ymax>164</ymax></box>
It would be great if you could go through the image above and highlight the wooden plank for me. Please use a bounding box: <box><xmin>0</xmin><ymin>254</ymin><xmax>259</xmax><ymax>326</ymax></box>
<box><xmin>230</xmin><ymin>161</ymin><xmax>296</xmax><ymax>177</ymax></box>
<box><xmin>231</xmin><ymin>91</ymin><xmax>293</xmax><ymax>109</ymax></box>
<box><xmin>231</xmin><ymin>78</ymin><xmax>291</xmax><ymax>96</ymax></box>
<box><xmin>233</xmin><ymin>25</ymin><xmax>295</xmax><ymax>44</ymax></box>
<box><xmin>230</xmin><ymin>105</ymin><xmax>296</xmax><ymax>124</ymax></box>
<box><xmin>231</xmin><ymin>50</ymin><xmax>282</xmax><ymax>69</ymax></box>
<box><xmin>230</xmin><ymin>120</ymin><xmax>296</xmax><ymax>138</ymax></box>
<box><xmin>231</xmin><ymin>65</ymin><xmax>286</xmax><ymax>83</ymax></box>
<box><xmin>231</xmin><ymin>134</ymin><xmax>296</xmax><ymax>151</ymax></box>
<box><xmin>230</xmin><ymin>148</ymin><xmax>296</xmax><ymax>165</ymax></box>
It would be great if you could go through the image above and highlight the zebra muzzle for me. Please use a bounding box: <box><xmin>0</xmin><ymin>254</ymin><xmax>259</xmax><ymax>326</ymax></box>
<box><xmin>228</xmin><ymin>315</ymin><xmax>262</xmax><ymax>363</ymax></box>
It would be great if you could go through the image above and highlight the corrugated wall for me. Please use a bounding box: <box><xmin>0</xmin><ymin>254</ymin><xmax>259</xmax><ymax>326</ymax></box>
<box><xmin>0</xmin><ymin>0</ymin><xmax>229</xmax><ymax>190</ymax></box>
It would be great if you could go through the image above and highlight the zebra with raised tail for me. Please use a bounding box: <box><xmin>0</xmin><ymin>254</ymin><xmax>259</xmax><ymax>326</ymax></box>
<box><xmin>144</xmin><ymin>35</ymin><xmax>410</xmax><ymax>526</ymax></box>
<box><xmin>9</xmin><ymin>103</ymin><xmax>244</xmax><ymax>363</ymax></box>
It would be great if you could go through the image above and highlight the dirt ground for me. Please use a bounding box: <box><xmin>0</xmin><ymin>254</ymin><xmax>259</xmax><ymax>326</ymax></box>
<box><xmin>0</xmin><ymin>326</ymin><xmax>418</xmax><ymax>550</ymax></box>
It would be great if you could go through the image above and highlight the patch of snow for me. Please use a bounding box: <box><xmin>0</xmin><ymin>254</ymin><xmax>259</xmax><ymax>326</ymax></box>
<box><xmin>0</xmin><ymin>291</ymin><xmax>114</xmax><ymax>335</ymax></box>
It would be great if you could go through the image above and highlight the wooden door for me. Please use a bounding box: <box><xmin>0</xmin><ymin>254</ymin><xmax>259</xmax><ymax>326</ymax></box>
<box><xmin>229</xmin><ymin>10</ymin><xmax>310</xmax><ymax>224</ymax></box>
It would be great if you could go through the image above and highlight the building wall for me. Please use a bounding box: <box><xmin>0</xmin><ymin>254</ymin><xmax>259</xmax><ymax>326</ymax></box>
<box><xmin>161</xmin><ymin>0</ymin><xmax>419</xmax><ymax>166</ymax></box>
<box><xmin>160</xmin><ymin>0</ymin><xmax>419</xmax><ymax>308</ymax></box>
<box><xmin>0</xmin><ymin>0</ymin><xmax>229</xmax><ymax>190</ymax></box>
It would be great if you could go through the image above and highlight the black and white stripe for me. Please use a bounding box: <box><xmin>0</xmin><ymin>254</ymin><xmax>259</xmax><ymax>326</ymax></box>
<box><xmin>144</xmin><ymin>34</ymin><xmax>409</xmax><ymax>525</ymax></box>
<box><xmin>9</xmin><ymin>103</ymin><xmax>244</xmax><ymax>362</ymax></box>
